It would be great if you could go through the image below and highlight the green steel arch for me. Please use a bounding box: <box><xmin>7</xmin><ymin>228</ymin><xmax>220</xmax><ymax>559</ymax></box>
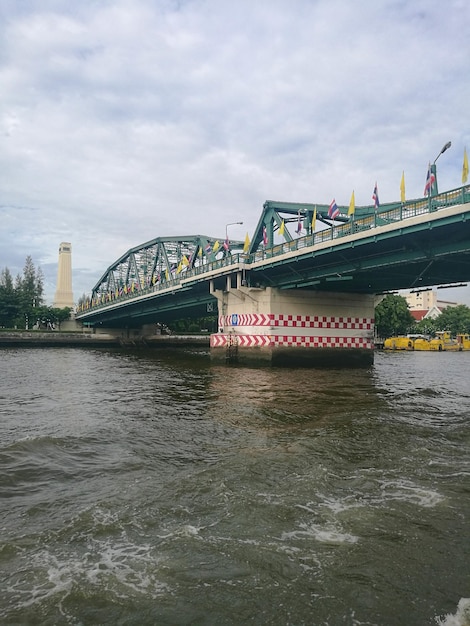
<box><xmin>90</xmin><ymin>234</ymin><xmax>244</xmax><ymax>302</ymax></box>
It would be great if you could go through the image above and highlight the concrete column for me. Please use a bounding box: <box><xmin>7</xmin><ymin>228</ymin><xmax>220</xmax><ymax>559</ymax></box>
<box><xmin>53</xmin><ymin>242</ymin><xmax>74</xmax><ymax>309</ymax></box>
<box><xmin>210</xmin><ymin>278</ymin><xmax>375</xmax><ymax>366</ymax></box>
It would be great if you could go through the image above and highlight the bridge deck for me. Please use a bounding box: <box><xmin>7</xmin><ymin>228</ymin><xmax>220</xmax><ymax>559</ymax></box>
<box><xmin>76</xmin><ymin>186</ymin><xmax>470</xmax><ymax>326</ymax></box>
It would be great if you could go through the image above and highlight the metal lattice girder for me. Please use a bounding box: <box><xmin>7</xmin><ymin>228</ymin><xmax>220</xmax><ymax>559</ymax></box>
<box><xmin>91</xmin><ymin>234</ymin><xmax>244</xmax><ymax>300</ymax></box>
<box><xmin>247</xmin><ymin>199</ymin><xmax>407</xmax><ymax>254</ymax></box>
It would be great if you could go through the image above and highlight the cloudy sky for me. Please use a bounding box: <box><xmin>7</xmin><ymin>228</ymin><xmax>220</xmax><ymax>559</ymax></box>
<box><xmin>1</xmin><ymin>0</ymin><xmax>469</xmax><ymax>305</ymax></box>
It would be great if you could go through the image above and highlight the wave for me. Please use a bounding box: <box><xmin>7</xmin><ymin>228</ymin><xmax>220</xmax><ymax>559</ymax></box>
<box><xmin>436</xmin><ymin>598</ymin><xmax>470</xmax><ymax>626</ymax></box>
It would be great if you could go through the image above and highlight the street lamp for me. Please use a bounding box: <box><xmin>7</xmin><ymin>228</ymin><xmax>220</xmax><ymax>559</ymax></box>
<box><xmin>431</xmin><ymin>141</ymin><xmax>452</xmax><ymax>196</ymax></box>
<box><xmin>225</xmin><ymin>221</ymin><xmax>243</xmax><ymax>250</ymax></box>
<box><xmin>433</xmin><ymin>141</ymin><xmax>452</xmax><ymax>164</ymax></box>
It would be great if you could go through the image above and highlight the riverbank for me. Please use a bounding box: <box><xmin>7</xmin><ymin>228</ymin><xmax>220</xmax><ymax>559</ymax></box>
<box><xmin>0</xmin><ymin>331</ymin><xmax>211</xmax><ymax>348</ymax></box>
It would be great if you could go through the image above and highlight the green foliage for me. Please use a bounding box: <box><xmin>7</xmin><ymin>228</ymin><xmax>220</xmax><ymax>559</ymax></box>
<box><xmin>413</xmin><ymin>317</ymin><xmax>437</xmax><ymax>336</ymax></box>
<box><xmin>433</xmin><ymin>304</ymin><xmax>470</xmax><ymax>335</ymax></box>
<box><xmin>0</xmin><ymin>257</ymin><xmax>70</xmax><ymax>329</ymax></box>
<box><xmin>375</xmin><ymin>294</ymin><xmax>415</xmax><ymax>338</ymax></box>
<box><xmin>32</xmin><ymin>306</ymin><xmax>71</xmax><ymax>329</ymax></box>
<box><xmin>0</xmin><ymin>268</ymin><xmax>20</xmax><ymax>327</ymax></box>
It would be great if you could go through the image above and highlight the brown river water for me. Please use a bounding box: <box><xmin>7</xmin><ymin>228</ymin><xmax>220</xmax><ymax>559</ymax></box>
<box><xmin>0</xmin><ymin>347</ymin><xmax>469</xmax><ymax>625</ymax></box>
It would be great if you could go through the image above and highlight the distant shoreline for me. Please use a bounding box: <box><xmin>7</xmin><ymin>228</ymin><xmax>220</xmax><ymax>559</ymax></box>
<box><xmin>0</xmin><ymin>331</ymin><xmax>210</xmax><ymax>348</ymax></box>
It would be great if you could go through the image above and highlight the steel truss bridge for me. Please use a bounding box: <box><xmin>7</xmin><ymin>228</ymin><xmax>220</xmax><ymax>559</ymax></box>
<box><xmin>76</xmin><ymin>185</ymin><xmax>470</xmax><ymax>328</ymax></box>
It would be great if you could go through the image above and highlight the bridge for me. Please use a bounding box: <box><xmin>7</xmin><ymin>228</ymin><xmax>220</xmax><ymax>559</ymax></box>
<box><xmin>76</xmin><ymin>185</ymin><xmax>470</xmax><ymax>365</ymax></box>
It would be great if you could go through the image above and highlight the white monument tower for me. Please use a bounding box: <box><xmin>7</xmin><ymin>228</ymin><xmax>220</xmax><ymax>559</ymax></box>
<box><xmin>53</xmin><ymin>242</ymin><xmax>74</xmax><ymax>309</ymax></box>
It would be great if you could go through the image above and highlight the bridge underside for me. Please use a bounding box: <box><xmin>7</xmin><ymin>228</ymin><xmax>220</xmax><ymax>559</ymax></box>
<box><xmin>252</xmin><ymin>215</ymin><xmax>470</xmax><ymax>294</ymax></box>
<box><xmin>81</xmin><ymin>287</ymin><xmax>216</xmax><ymax>329</ymax></box>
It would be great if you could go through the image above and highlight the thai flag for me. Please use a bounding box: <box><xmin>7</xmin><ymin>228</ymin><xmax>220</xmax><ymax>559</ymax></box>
<box><xmin>328</xmin><ymin>199</ymin><xmax>340</xmax><ymax>219</ymax></box>
<box><xmin>263</xmin><ymin>225</ymin><xmax>268</xmax><ymax>245</ymax></box>
<box><xmin>372</xmin><ymin>183</ymin><xmax>380</xmax><ymax>209</ymax></box>
<box><xmin>205</xmin><ymin>243</ymin><xmax>212</xmax><ymax>254</ymax></box>
<box><xmin>424</xmin><ymin>163</ymin><xmax>435</xmax><ymax>196</ymax></box>
<box><xmin>296</xmin><ymin>214</ymin><xmax>302</xmax><ymax>234</ymax></box>
<box><xmin>223</xmin><ymin>237</ymin><xmax>229</xmax><ymax>251</ymax></box>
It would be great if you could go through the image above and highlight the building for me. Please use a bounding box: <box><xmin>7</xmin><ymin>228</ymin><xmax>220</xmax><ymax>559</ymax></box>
<box><xmin>404</xmin><ymin>289</ymin><xmax>457</xmax><ymax>321</ymax></box>
<box><xmin>53</xmin><ymin>242</ymin><xmax>74</xmax><ymax>309</ymax></box>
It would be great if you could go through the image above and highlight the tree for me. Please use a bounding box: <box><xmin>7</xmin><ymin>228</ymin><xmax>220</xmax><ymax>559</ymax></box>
<box><xmin>48</xmin><ymin>307</ymin><xmax>71</xmax><ymax>330</ymax></box>
<box><xmin>0</xmin><ymin>257</ymin><xmax>47</xmax><ymax>328</ymax></box>
<box><xmin>375</xmin><ymin>294</ymin><xmax>415</xmax><ymax>338</ymax></box>
<box><xmin>0</xmin><ymin>268</ymin><xmax>20</xmax><ymax>327</ymax></box>
<box><xmin>433</xmin><ymin>304</ymin><xmax>470</xmax><ymax>335</ymax></box>
<box><xmin>413</xmin><ymin>317</ymin><xmax>437</xmax><ymax>337</ymax></box>
<box><xmin>29</xmin><ymin>306</ymin><xmax>71</xmax><ymax>330</ymax></box>
<box><xmin>15</xmin><ymin>256</ymin><xmax>46</xmax><ymax>328</ymax></box>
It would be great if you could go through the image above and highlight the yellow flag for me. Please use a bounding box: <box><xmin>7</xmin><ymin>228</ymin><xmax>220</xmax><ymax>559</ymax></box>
<box><xmin>463</xmin><ymin>148</ymin><xmax>469</xmax><ymax>184</ymax></box>
<box><xmin>213</xmin><ymin>240</ymin><xmax>220</xmax><ymax>253</ymax></box>
<box><xmin>243</xmin><ymin>232</ymin><xmax>250</xmax><ymax>253</ymax></box>
<box><xmin>279</xmin><ymin>220</ymin><xmax>285</xmax><ymax>237</ymax></box>
<box><xmin>182</xmin><ymin>254</ymin><xmax>189</xmax><ymax>266</ymax></box>
<box><xmin>400</xmin><ymin>171</ymin><xmax>406</xmax><ymax>202</ymax></box>
<box><xmin>348</xmin><ymin>191</ymin><xmax>355</xmax><ymax>217</ymax></box>
<box><xmin>311</xmin><ymin>206</ymin><xmax>317</xmax><ymax>231</ymax></box>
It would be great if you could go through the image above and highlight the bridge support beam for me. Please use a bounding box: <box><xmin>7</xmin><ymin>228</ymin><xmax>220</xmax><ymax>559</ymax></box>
<box><xmin>210</xmin><ymin>276</ymin><xmax>375</xmax><ymax>367</ymax></box>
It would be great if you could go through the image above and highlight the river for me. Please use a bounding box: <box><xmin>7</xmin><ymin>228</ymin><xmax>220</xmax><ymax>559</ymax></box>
<box><xmin>0</xmin><ymin>347</ymin><xmax>469</xmax><ymax>625</ymax></box>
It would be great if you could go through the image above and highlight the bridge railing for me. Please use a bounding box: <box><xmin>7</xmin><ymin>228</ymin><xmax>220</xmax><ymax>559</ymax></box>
<box><xmin>250</xmin><ymin>184</ymin><xmax>470</xmax><ymax>262</ymax></box>
<box><xmin>78</xmin><ymin>184</ymin><xmax>470</xmax><ymax>313</ymax></box>
<box><xmin>77</xmin><ymin>251</ymin><xmax>247</xmax><ymax>313</ymax></box>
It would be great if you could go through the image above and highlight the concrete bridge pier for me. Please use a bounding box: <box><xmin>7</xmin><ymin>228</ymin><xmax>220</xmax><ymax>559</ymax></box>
<box><xmin>210</xmin><ymin>273</ymin><xmax>375</xmax><ymax>367</ymax></box>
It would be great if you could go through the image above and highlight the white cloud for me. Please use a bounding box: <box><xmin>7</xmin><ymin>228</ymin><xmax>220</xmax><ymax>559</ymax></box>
<box><xmin>1</xmin><ymin>0</ymin><xmax>469</xmax><ymax>304</ymax></box>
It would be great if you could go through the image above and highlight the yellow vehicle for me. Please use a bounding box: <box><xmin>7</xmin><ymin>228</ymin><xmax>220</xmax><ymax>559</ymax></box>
<box><xmin>384</xmin><ymin>332</ymin><xmax>470</xmax><ymax>351</ymax></box>
<box><xmin>413</xmin><ymin>336</ymin><xmax>432</xmax><ymax>350</ymax></box>
<box><xmin>456</xmin><ymin>334</ymin><xmax>470</xmax><ymax>350</ymax></box>
<box><xmin>428</xmin><ymin>331</ymin><xmax>460</xmax><ymax>351</ymax></box>
<box><xmin>383</xmin><ymin>336</ymin><xmax>415</xmax><ymax>350</ymax></box>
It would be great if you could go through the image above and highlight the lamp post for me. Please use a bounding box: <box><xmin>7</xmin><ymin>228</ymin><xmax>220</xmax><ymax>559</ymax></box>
<box><xmin>225</xmin><ymin>221</ymin><xmax>243</xmax><ymax>251</ymax></box>
<box><xmin>431</xmin><ymin>141</ymin><xmax>452</xmax><ymax>196</ymax></box>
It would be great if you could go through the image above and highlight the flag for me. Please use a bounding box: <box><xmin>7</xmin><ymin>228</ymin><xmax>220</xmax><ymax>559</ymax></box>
<box><xmin>213</xmin><ymin>240</ymin><xmax>220</xmax><ymax>253</ymax></box>
<box><xmin>424</xmin><ymin>163</ymin><xmax>435</xmax><ymax>196</ymax></box>
<box><xmin>205</xmin><ymin>243</ymin><xmax>212</xmax><ymax>255</ymax></box>
<box><xmin>263</xmin><ymin>225</ymin><xmax>268</xmax><ymax>245</ymax></box>
<box><xmin>348</xmin><ymin>191</ymin><xmax>355</xmax><ymax>217</ymax></box>
<box><xmin>372</xmin><ymin>183</ymin><xmax>380</xmax><ymax>209</ymax></box>
<box><xmin>223</xmin><ymin>237</ymin><xmax>229</xmax><ymax>251</ymax></box>
<box><xmin>279</xmin><ymin>220</ymin><xmax>285</xmax><ymax>236</ymax></box>
<box><xmin>243</xmin><ymin>232</ymin><xmax>250</xmax><ymax>253</ymax></box>
<box><xmin>296</xmin><ymin>213</ymin><xmax>302</xmax><ymax>234</ymax></box>
<box><xmin>400</xmin><ymin>171</ymin><xmax>406</xmax><ymax>203</ymax></box>
<box><xmin>165</xmin><ymin>268</ymin><xmax>169</xmax><ymax>280</ymax></box>
<box><xmin>311</xmin><ymin>206</ymin><xmax>317</xmax><ymax>232</ymax></box>
<box><xmin>182</xmin><ymin>254</ymin><xmax>189</xmax><ymax>266</ymax></box>
<box><xmin>328</xmin><ymin>199</ymin><xmax>340</xmax><ymax>219</ymax></box>
<box><xmin>463</xmin><ymin>148</ymin><xmax>469</xmax><ymax>184</ymax></box>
